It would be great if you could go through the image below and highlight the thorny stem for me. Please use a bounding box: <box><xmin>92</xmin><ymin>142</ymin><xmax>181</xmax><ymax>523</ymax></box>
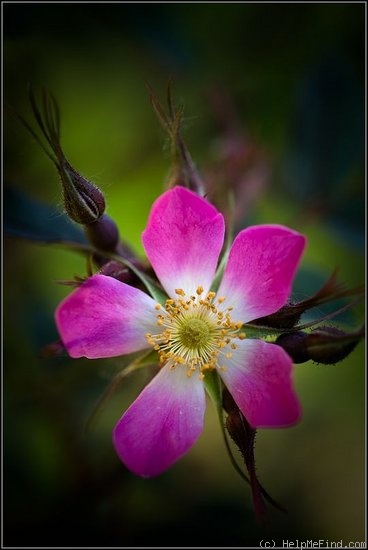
<box><xmin>215</xmin><ymin>382</ymin><xmax>287</xmax><ymax>515</ymax></box>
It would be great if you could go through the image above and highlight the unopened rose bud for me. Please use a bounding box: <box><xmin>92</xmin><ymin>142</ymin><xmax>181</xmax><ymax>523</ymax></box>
<box><xmin>222</xmin><ymin>388</ymin><xmax>271</xmax><ymax>521</ymax></box>
<box><xmin>21</xmin><ymin>88</ymin><xmax>106</xmax><ymax>226</ymax></box>
<box><xmin>305</xmin><ymin>326</ymin><xmax>362</xmax><ymax>365</ymax></box>
<box><xmin>148</xmin><ymin>83</ymin><xmax>206</xmax><ymax>196</ymax></box>
<box><xmin>99</xmin><ymin>260</ymin><xmax>138</xmax><ymax>286</ymax></box>
<box><xmin>253</xmin><ymin>302</ymin><xmax>302</xmax><ymax>329</ymax></box>
<box><xmin>59</xmin><ymin>159</ymin><xmax>106</xmax><ymax>225</ymax></box>
<box><xmin>276</xmin><ymin>326</ymin><xmax>363</xmax><ymax>365</ymax></box>
<box><xmin>275</xmin><ymin>331</ymin><xmax>309</xmax><ymax>363</ymax></box>
<box><xmin>253</xmin><ymin>271</ymin><xmax>364</xmax><ymax>329</ymax></box>
<box><xmin>84</xmin><ymin>214</ymin><xmax>120</xmax><ymax>252</ymax></box>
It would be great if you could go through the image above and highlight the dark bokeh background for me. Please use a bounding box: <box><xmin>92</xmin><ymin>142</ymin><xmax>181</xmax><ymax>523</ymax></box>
<box><xmin>4</xmin><ymin>3</ymin><xmax>365</xmax><ymax>547</ymax></box>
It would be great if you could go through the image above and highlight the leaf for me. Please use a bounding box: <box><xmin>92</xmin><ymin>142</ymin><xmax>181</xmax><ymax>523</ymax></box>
<box><xmin>4</xmin><ymin>186</ymin><xmax>88</xmax><ymax>246</ymax></box>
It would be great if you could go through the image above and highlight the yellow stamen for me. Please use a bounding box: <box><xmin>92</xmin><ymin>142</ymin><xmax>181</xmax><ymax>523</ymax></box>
<box><xmin>144</xmin><ymin>285</ymin><xmax>246</xmax><ymax>377</ymax></box>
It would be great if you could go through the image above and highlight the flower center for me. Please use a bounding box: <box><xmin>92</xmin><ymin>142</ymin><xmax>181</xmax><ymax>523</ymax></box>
<box><xmin>145</xmin><ymin>286</ymin><xmax>246</xmax><ymax>379</ymax></box>
<box><xmin>178</xmin><ymin>318</ymin><xmax>210</xmax><ymax>349</ymax></box>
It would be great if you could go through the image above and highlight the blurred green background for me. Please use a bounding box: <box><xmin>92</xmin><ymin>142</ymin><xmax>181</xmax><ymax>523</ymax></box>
<box><xmin>4</xmin><ymin>3</ymin><xmax>365</xmax><ymax>547</ymax></box>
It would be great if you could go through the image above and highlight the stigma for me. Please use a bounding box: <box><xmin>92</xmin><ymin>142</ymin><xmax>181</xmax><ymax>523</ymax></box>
<box><xmin>145</xmin><ymin>287</ymin><xmax>246</xmax><ymax>379</ymax></box>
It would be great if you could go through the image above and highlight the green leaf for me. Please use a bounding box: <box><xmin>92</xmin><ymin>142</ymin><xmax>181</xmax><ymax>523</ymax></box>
<box><xmin>4</xmin><ymin>186</ymin><xmax>88</xmax><ymax>246</ymax></box>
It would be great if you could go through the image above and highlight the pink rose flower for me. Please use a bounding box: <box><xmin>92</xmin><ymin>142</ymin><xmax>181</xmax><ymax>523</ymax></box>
<box><xmin>55</xmin><ymin>186</ymin><xmax>306</xmax><ymax>477</ymax></box>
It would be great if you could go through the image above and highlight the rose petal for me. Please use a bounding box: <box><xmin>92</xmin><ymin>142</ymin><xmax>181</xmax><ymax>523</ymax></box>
<box><xmin>55</xmin><ymin>274</ymin><xmax>159</xmax><ymax>359</ymax></box>
<box><xmin>142</xmin><ymin>186</ymin><xmax>225</xmax><ymax>298</ymax></box>
<box><xmin>219</xmin><ymin>339</ymin><xmax>301</xmax><ymax>428</ymax></box>
<box><xmin>217</xmin><ymin>224</ymin><xmax>306</xmax><ymax>323</ymax></box>
<box><xmin>113</xmin><ymin>363</ymin><xmax>206</xmax><ymax>477</ymax></box>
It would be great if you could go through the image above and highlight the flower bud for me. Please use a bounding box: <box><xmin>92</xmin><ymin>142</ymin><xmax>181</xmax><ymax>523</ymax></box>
<box><xmin>305</xmin><ymin>326</ymin><xmax>362</xmax><ymax>365</ymax></box>
<box><xmin>222</xmin><ymin>388</ymin><xmax>270</xmax><ymax>521</ymax></box>
<box><xmin>253</xmin><ymin>271</ymin><xmax>364</xmax><ymax>329</ymax></box>
<box><xmin>275</xmin><ymin>331</ymin><xmax>309</xmax><ymax>363</ymax></box>
<box><xmin>276</xmin><ymin>326</ymin><xmax>363</xmax><ymax>365</ymax></box>
<box><xmin>84</xmin><ymin>214</ymin><xmax>119</xmax><ymax>252</ymax></box>
<box><xmin>59</xmin><ymin>159</ymin><xmax>106</xmax><ymax>225</ymax></box>
<box><xmin>148</xmin><ymin>83</ymin><xmax>206</xmax><ymax>196</ymax></box>
<box><xmin>99</xmin><ymin>260</ymin><xmax>138</xmax><ymax>286</ymax></box>
<box><xmin>253</xmin><ymin>302</ymin><xmax>302</xmax><ymax>329</ymax></box>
